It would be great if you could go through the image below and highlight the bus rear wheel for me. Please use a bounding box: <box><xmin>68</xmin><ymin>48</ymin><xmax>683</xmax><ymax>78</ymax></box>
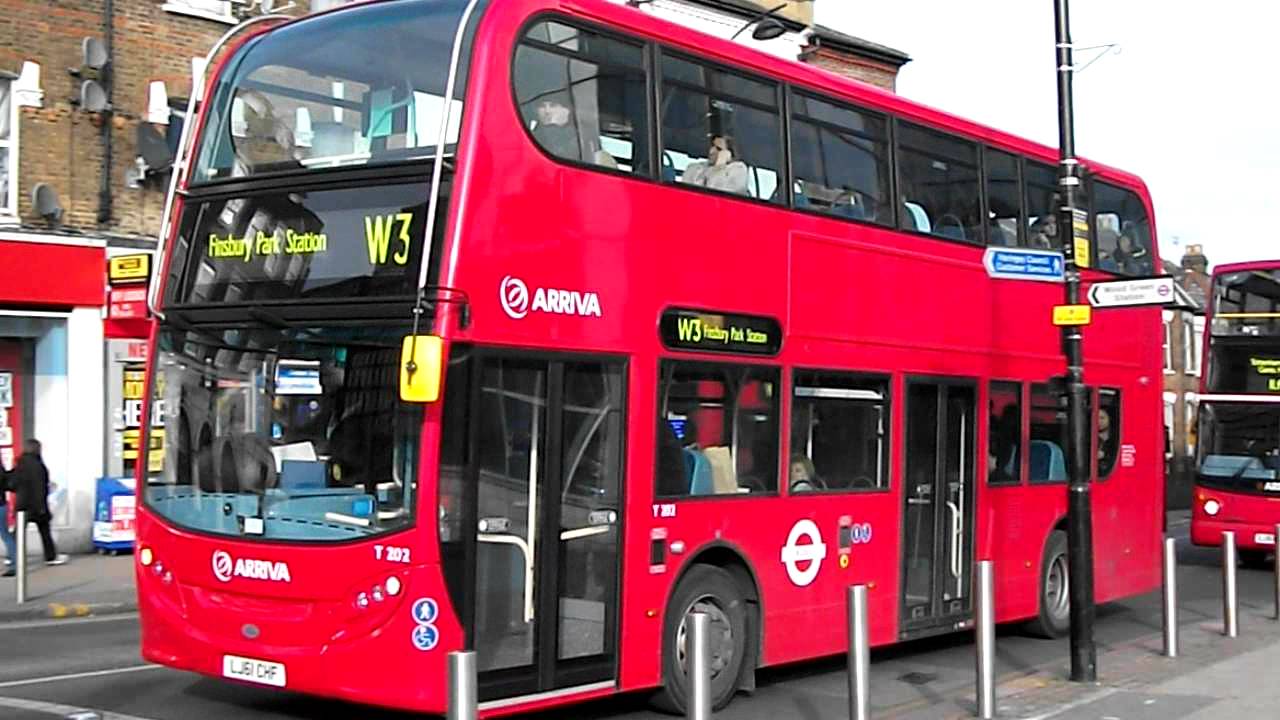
<box><xmin>652</xmin><ymin>564</ymin><xmax>747</xmax><ymax>714</ymax></box>
<box><xmin>1028</xmin><ymin>530</ymin><xmax>1070</xmax><ymax>639</ymax></box>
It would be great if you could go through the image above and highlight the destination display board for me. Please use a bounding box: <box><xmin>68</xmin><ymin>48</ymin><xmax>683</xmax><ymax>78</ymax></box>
<box><xmin>660</xmin><ymin>308</ymin><xmax>782</xmax><ymax>356</ymax></box>
<box><xmin>1207</xmin><ymin>347</ymin><xmax>1280</xmax><ymax>394</ymax></box>
<box><xmin>171</xmin><ymin>181</ymin><xmax>430</xmax><ymax>306</ymax></box>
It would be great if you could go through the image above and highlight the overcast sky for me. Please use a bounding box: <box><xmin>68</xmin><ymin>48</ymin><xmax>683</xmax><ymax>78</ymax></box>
<box><xmin>816</xmin><ymin>0</ymin><xmax>1276</xmax><ymax>269</ymax></box>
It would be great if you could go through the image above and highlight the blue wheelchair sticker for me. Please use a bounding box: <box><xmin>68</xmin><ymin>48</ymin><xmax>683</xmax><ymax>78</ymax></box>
<box><xmin>412</xmin><ymin>623</ymin><xmax>439</xmax><ymax>652</ymax></box>
<box><xmin>411</xmin><ymin>598</ymin><xmax>439</xmax><ymax>625</ymax></box>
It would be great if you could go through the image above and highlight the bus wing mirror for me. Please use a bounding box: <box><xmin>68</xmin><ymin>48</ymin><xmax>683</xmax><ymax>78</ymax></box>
<box><xmin>400</xmin><ymin>335</ymin><xmax>443</xmax><ymax>403</ymax></box>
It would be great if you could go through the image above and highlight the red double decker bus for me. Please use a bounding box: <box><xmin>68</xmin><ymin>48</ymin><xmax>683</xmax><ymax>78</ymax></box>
<box><xmin>136</xmin><ymin>0</ymin><xmax>1164</xmax><ymax>715</ymax></box>
<box><xmin>1191</xmin><ymin>261</ymin><xmax>1280</xmax><ymax>565</ymax></box>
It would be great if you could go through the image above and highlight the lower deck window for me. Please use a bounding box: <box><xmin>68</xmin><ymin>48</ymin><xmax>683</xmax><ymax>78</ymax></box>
<box><xmin>789</xmin><ymin>371</ymin><xmax>890</xmax><ymax>493</ymax></box>
<box><xmin>656</xmin><ymin>361</ymin><xmax>779</xmax><ymax>497</ymax></box>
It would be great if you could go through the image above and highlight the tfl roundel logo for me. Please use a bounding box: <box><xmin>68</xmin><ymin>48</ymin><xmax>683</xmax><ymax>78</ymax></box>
<box><xmin>500</xmin><ymin>276</ymin><xmax>530</xmax><ymax>319</ymax></box>
<box><xmin>212</xmin><ymin>550</ymin><xmax>234</xmax><ymax>583</ymax></box>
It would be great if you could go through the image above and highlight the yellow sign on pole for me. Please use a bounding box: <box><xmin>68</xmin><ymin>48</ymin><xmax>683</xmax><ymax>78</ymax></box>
<box><xmin>1053</xmin><ymin>304</ymin><xmax>1092</xmax><ymax>326</ymax></box>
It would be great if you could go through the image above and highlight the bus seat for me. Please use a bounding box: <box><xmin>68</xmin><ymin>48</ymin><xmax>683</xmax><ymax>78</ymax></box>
<box><xmin>685</xmin><ymin>449</ymin><xmax>714</xmax><ymax>495</ymax></box>
<box><xmin>903</xmin><ymin>202</ymin><xmax>931</xmax><ymax>233</ymax></box>
<box><xmin>1029</xmin><ymin>440</ymin><xmax>1068</xmax><ymax>482</ymax></box>
<box><xmin>704</xmin><ymin>446</ymin><xmax>737</xmax><ymax>493</ymax></box>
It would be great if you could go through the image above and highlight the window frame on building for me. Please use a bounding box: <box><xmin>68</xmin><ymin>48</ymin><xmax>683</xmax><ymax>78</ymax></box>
<box><xmin>0</xmin><ymin>78</ymin><xmax>17</xmax><ymax>218</ymax></box>
<box><xmin>161</xmin><ymin>0</ymin><xmax>237</xmax><ymax>25</ymax></box>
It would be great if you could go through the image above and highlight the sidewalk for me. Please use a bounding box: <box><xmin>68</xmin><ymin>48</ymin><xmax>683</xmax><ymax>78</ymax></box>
<box><xmin>890</xmin><ymin>595</ymin><xmax>1280</xmax><ymax>719</ymax></box>
<box><xmin>0</xmin><ymin>552</ymin><xmax>136</xmax><ymax>622</ymax></box>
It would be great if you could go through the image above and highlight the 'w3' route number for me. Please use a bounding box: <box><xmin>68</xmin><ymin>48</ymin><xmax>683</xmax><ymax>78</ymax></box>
<box><xmin>364</xmin><ymin>213</ymin><xmax>413</xmax><ymax>266</ymax></box>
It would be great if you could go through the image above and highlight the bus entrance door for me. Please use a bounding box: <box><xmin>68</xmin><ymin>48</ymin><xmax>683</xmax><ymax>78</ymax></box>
<box><xmin>464</xmin><ymin>356</ymin><xmax>625</xmax><ymax>702</ymax></box>
<box><xmin>900</xmin><ymin>380</ymin><xmax>977</xmax><ymax>639</ymax></box>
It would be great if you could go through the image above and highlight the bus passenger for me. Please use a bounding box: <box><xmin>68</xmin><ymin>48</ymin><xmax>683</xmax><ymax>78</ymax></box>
<box><xmin>530</xmin><ymin>99</ymin><xmax>580</xmax><ymax>161</ymax></box>
<box><xmin>682</xmin><ymin>136</ymin><xmax>748</xmax><ymax>195</ymax></box>
<box><xmin>789</xmin><ymin>454</ymin><xmax>819</xmax><ymax>493</ymax></box>
<box><xmin>1113</xmin><ymin>225</ymin><xmax>1151</xmax><ymax>275</ymax></box>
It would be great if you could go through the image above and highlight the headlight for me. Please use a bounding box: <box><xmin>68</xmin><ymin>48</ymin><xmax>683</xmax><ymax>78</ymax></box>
<box><xmin>1203</xmin><ymin>499</ymin><xmax>1221</xmax><ymax>516</ymax></box>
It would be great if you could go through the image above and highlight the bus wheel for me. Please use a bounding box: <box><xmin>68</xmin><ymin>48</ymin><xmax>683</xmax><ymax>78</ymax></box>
<box><xmin>1028</xmin><ymin>530</ymin><xmax>1070</xmax><ymax>639</ymax></box>
<box><xmin>652</xmin><ymin>564</ymin><xmax>747</xmax><ymax>714</ymax></box>
<box><xmin>1240</xmin><ymin>549</ymin><xmax>1271</xmax><ymax>570</ymax></box>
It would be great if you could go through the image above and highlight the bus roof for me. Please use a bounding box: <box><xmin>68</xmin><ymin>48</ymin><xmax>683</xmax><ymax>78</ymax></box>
<box><xmin>1213</xmin><ymin>260</ymin><xmax>1280</xmax><ymax>276</ymax></box>
<box><xmin>564</xmin><ymin>0</ymin><xmax>1150</xmax><ymax>194</ymax></box>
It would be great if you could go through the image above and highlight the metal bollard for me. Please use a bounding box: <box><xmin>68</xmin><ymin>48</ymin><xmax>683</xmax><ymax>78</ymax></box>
<box><xmin>847</xmin><ymin>585</ymin><xmax>870</xmax><ymax>720</ymax></box>
<box><xmin>447</xmin><ymin>651</ymin><xmax>477</xmax><ymax>720</ymax></box>
<box><xmin>1273</xmin><ymin>524</ymin><xmax>1280</xmax><ymax>621</ymax></box>
<box><xmin>975</xmin><ymin>560</ymin><xmax>995</xmax><ymax>719</ymax></box>
<box><xmin>14</xmin><ymin>510</ymin><xmax>25</xmax><ymax>605</ymax></box>
<box><xmin>687</xmin><ymin>612</ymin><xmax>711</xmax><ymax>720</ymax></box>
<box><xmin>1223</xmin><ymin>531</ymin><xmax>1238</xmax><ymax>638</ymax></box>
<box><xmin>1162</xmin><ymin>537</ymin><xmax>1178</xmax><ymax>658</ymax></box>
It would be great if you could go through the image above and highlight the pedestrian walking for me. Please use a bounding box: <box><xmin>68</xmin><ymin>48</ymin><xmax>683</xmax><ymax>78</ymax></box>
<box><xmin>0</xmin><ymin>468</ymin><xmax>15</xmax><ymax>576</ymax></box>
<box><xmin>12</xmin><ymin>439</ymin><xmax>67</xmax><ymax>566</ymax></box>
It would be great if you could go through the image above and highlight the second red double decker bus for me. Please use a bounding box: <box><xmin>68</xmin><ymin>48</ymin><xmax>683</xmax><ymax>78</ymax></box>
<box><xmin>136</xmin><ymin>0</ymin><xmax>1165</xmax><ymax>715</ymax></box>
<box><xmin>1192</xmin><ymin>261</ymin><xmax>1280</xmax><ymax>565</ymax></box>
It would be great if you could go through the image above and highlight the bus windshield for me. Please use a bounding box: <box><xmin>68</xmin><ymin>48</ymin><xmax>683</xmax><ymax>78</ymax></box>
<box><xmin>145</xmin><ymin>326</ymin><xmax>423</xmax><ymax>542</ymax></box>
<box><xmin>1212</xmin><ymin>269</ymin><xmax>1280</xmax><ymax>337</ymax></box>
<box><xmin>192</xmin><ymin>0</ymin><xmax>470</xmax><ymax>184</ymax></box>
<box><xmin>1197</xmin><ymin>403</ymin><xmax>1280</xmax><ymax>492</ymax></box>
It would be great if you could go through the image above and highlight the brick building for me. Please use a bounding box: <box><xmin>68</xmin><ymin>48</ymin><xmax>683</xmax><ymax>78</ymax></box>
<box><xmin>1162</xmin><ymin>244</ymin><xmax>1211</xmax><ymax>509</ymax></box>
<box><xmin>0</xmin><ymin>0</ymin><xmax>318</xmax><ymax>554</ymax></box>
<box><xmin>613</xmin><ymin>0</ymin><xmax>911</xmax><ymax>89</ymax></box>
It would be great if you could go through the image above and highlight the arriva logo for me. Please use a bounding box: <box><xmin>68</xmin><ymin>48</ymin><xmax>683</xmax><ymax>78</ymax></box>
<box><xmin>500</xmin><ymin>275</ymin><xmax>602</xmax><ymax>320</ymax></box>
<box><xmin>212</xmin><ymin>550</ymin><xmax>292</xmax><ymax>583</ymax></box>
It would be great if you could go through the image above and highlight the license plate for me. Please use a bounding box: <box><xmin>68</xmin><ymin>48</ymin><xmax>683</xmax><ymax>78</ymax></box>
<box><xmin>223</xmin><ymin>654</ymin><xmax>287</xmax><ymax>688</ymax></box>
<box><xmin>1255</xmin><ymin>533</ymin><xmax>1276</xmax><ymax>546</ymax></box>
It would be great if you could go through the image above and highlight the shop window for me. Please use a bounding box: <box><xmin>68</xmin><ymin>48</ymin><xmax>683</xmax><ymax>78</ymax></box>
<box><xmin>515</xmin><ymin>21</ymin><xmax>650</xmax><ymax>175</ymax></box>
<box><xmin>659</xmin><ymin>52</ymin><xmax>783</xmax><ymax>203</ymax></box>
<box><xmin>656</xmin><ymin>361</ymin><xmax>779</xmax><ymax>497</ymax></box>
<box><xmin>988</xmin><ymin>381</ymin><xmax>1022</xmax><ymax>485</ymax></box>
<box><xmin>789</xmin><ymin>371</ymin><xmax>890</xmax><ymax>493</ymax></box>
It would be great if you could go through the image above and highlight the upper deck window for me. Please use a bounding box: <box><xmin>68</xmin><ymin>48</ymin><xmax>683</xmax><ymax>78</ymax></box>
<box><xmin>984</xmin><ymin>149</ymin><xmax>1020</xmax><ymax>247</ymax></box>
<box><xmin>790</xmin><ymin>92</ymin><xmax>892</xmax><ymax>226</ymax></box>
<box><xmin>897</xmin><ymin>122</ymin><xmax>982</xmax><ymax>243</ymax></box>
<box><xmin>514</xmin><ymin>21</ymin><xmax>650</xmax><ymax>175</ymax></box>
<box><xmin>1023</xmin><ymin>162</ymin><xmax>1059</xmax><ymax>250</ymax></box>
<box><xmin>659</xmin><ymin>52</ymin><xmax>784</xmax><ymax>203</ymax></box>
<box><xmin>1213</xmin><ymin>269</ymin><xmax>1280</xmax><ymax>337</ymax></box>
<box><xmin>191</xmin><ymin>0</ymin><xmax>471</xmax><ymax>185</ymax></box>
<box><xmin>1094</xmin><ymin>181</ymin><xmax>1154</xmax><ymax>276</ymax></box>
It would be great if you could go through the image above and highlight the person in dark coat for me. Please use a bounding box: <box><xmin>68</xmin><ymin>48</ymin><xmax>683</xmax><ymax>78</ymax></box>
<box><xmin>11</xmin><ymin>439</ymin><xmax>67</xmax><ymax>566</ymax></box>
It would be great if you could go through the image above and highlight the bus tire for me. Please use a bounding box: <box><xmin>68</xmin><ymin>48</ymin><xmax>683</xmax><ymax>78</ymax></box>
<box><xmin>651</xmin><ymin>564</ymin><xmax>748</xmax><ymax>714</ymax></box>
<box><xmin>1240</xmin><ymin>549</ymin><xmax>1271</xmax><ymax>570</ymax></box>
<box><xmin>1028</xmin><ymin>530</ymin><xmax>1070</xmax><ymax>639</ymax></box>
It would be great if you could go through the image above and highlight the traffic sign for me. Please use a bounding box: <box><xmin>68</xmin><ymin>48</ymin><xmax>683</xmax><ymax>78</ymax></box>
<box><xmin>1087</xmin><ymin>276</ymin><xmax>1176</xmax><ymax>308</ymax></box>
<box><xmin>983</xmin><ymin>248</ymin><xmax>1065</xmax><ymax>283</ymax></box>
<box><xmin>1053</xmin><ymin>304</ymin><xmax>1092</xmax><ymax>326</ymax></box>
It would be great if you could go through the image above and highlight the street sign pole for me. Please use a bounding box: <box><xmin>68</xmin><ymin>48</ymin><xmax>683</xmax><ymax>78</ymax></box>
<box><xmin>1055</xmin><ymin>0</ymin><xmax>1097</xmax><ymax>683</ymax></box>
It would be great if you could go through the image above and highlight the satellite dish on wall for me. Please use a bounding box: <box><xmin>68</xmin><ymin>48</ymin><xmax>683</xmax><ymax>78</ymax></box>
<box><xmin>82</xmin><ymin>37</ymin><xmax>108</xmax><ymax>71</ymax></box>
<box><xmin>31</xmin><ymin>184</ymin><xmax>64</xmax><ymax>223</ymax></box>
<box><xmin>80</xmin><ymin>80</ymin><xmax>108</xmax><ymax>112</ymax></box>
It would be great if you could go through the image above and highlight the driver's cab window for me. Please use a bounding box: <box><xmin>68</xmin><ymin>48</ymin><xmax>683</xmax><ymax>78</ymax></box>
<box><xmin>655</xmin><ymin>361</ymin><xmax>779</xmax><ymax>498</ymax></box>
<box><xmin>790</xmin><ymin>371</ymin><xmax>891</xmax><ymax>494</ymax></box>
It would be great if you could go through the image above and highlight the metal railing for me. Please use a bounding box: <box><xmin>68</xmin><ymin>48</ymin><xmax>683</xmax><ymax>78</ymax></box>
<box><xmin>1222</xmin><ymin>531</ymin><xmax>1238</xmax><ymax>638</ymax></box>
<box><xmin>14</xmin><ymin>510</ymin><xmax>26</xmax><ymax>604</ymax></box>
<box><xmin>975</xmin><ymin>560</ymin><xmax>996</xmax><ymax>719</ymax></box>
<box><xmin>1163</xmin><ymin>537</ymin><xmax>1178</xmax><ymax>658</ymax></box>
